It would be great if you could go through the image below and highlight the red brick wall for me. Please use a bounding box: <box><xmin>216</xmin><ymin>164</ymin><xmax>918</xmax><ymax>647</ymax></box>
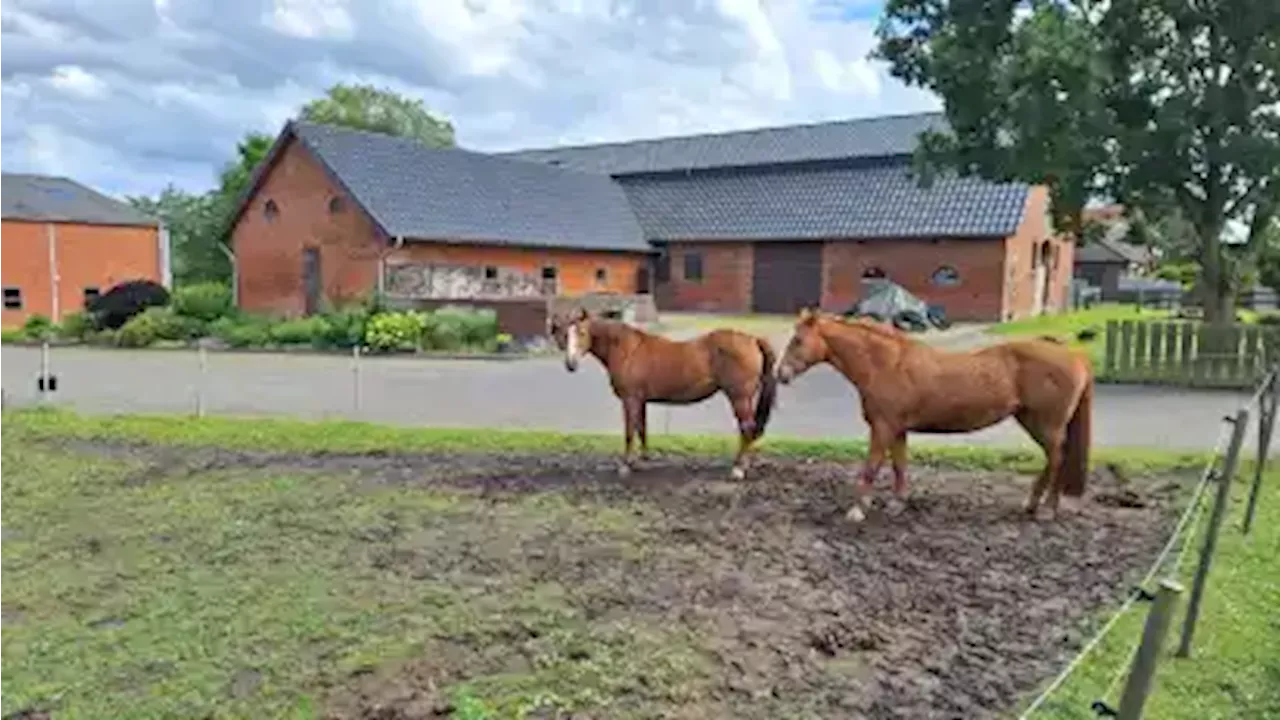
<box><xmin>2</xmin><ymin>219</ymin><xmax>162</xmax><ymax>328</ymax></box>
<box><xmin>822</xmin><ymin>238</ymin><xmax>1009</xmax><ymax>321</ymax></box>
<box><xmin>655</xmin><ymin>242</ymin><xmax>754</xmax><ymax>313</ymax></box>
<box><xmin>233</xmin><ymin>137</ymin><xmax>649</xmax><ymax>317</ymax></box>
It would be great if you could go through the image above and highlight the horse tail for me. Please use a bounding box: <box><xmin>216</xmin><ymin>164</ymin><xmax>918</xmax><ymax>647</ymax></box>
<box><xmin>1061</xmin><ymin>373</ymin><xmax>1094</xmax><ymax>497</ymax></box>
<box><xmin>751</xmin><ymin>337</ymin><xmax>778</xmax><ymax>441</ymax></box>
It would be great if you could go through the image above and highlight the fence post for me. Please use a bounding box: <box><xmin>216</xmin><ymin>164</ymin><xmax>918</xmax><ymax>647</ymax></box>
<box><xmin>351</xmin><ymin>345</ymin><xmax>362</xmax><ymax>416</ymax></box>
<box><xmin>38</xmin><ymin>341</ymin><xmax>52</xmax><ymax>404</ymax></box>
<box><xmin>1176</xmin><ymin>406</ymin><xmax>1249</xmax><ymax>658</ymax></box>
<box><xmin>1117</xmin><ymin>579</ymin><xmax>1184</xmax><ymax>720</ymax></box>
<box><xmin>1244</xmin><ymin>370</ymin><xmax>1278</xmax><ymax>535</ymax></box>
<box><xmin>194</xmin><ymin>344</ymin><xmax>208</xmax><ymax>418</ymax></box>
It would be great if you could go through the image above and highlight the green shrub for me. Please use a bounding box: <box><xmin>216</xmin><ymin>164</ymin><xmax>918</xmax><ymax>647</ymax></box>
<box><xmin>270</xmin><ymin>316</ymin><xmax>332</xmax><ymax>346</ymax></box>
<box><xmin>21</xmin><ymin>315</ymin><xmax>54</xmax><ymax>340</ymax></box>
<box><xmin>210</xmin><ymin>316</ymin><xmax>272</xmax><ymax>349</ymax></box>
<box><xmin>1</xmin><ymin>328</ymin><xmax>25</xmax><ymax>343</ymax></box>
<box><xmin>425</xmin><ymin>305</ymin><xmax>499</xmax><ymax>351</ymax></box>
<box><xmin>364</xmin><ymin>311</ymin><xmax>427</xmax><ymax>352</ymax></box>
<box><xmin>172</xmin><ymin>282</ymin><xmax>233</xmax><ymax>322</ymax></box>
<box><xmin>58</xmin><ymin>311</ymin><xmax>95</xmax><ymax>342</ymax></box>
<box><xmin>1257</xmin><ymin>313</ymin><xmax>1280</xmax><ymax>326</ymax></box>
<box><xmin>316</xmin><ymin>305</ymin><xmax>369</xmax><ymax>348</ymax></box>
<box><xmin>117</xmin><ymin>309</ymin><xmax>164</xmax><ymax>348</ymax></box>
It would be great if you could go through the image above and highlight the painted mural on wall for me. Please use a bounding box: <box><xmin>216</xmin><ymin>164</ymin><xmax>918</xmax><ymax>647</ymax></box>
<box><xmin>384</xmin><ymin>262</ymin><xmax>544</xmax><ymax>299</ymax></box>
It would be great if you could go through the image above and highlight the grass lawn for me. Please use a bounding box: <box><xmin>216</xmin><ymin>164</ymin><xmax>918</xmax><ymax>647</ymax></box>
<box><xmin>649</xmin><ymin>312</ymin><xmax>797</xmax><ymax>338</ymax></box>
<box><xmin>3</xmin><ymin>408</ymin><xmax>1276</xmax><ymax>719</ymax></box>
<box><xmin>990</xmin><ymin>303</ymin><xmax>1175</xmax><ymax>368</ymax></box>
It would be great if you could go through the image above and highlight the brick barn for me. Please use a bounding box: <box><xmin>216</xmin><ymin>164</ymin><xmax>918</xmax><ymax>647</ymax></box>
<box><xmin>1</xmin><ymin>173</ymin><xmax>169</xmax><ymax>329</ymax></box>
<box><xmin>505</xmin><ymin>113</ymin><xmax>1073</xmax><ymax>322</ymax></box>
<box><xmin>232</xmin><ymin>113</ymin><xmax>1071</xmax><ymax>325</ymax></box>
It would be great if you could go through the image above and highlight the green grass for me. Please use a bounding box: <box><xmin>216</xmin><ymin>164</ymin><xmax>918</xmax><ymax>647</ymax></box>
<box><xmin>990</xmin><ymin>303</ymin><xmax>1175</xmax><ymax>367</ymax></box>
<box><xmin>1019</xmin><ymin>464</ymin><xmax>1280</xmax><ymax>720</ymax></box>
<box><xmin>3</xmin><ymin>408</ymin><xmax>1274</xmax><ymax>720</ymax></box>
<box><xmin>649</xmin><ymin>312</ymin><xmax>796</xmax><ymax>338</ymax></box>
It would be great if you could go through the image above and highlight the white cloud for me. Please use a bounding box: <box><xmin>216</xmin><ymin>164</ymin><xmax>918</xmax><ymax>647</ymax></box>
<box><xmin>47</xmin><ymin>65</ymin><xmax>109</xmax><ymax>99</ymax></box>
<box><xmin>0</xmin><ymin>0</ymin><xmax>941</xmax><ymax>198</ymax></box>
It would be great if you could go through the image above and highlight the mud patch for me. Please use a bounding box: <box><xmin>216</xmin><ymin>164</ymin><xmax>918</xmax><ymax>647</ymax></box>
<box><xmin>43</xmin><ymin>438</ymin><xmax>1187</xmax><ymax>720</ymax></box>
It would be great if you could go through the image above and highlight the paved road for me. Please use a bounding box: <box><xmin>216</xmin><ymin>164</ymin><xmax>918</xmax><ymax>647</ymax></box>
<box><xmin>1</xmin><ymin>344</ymin><xmax>1260</xmax><ymax>452</ymax></box>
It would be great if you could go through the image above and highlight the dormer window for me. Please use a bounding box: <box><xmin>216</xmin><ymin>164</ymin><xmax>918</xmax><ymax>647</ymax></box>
<box><xmin>263</xmin><ymin>199</ymin><xmax>279</xmax><ymax>222</ymax></box>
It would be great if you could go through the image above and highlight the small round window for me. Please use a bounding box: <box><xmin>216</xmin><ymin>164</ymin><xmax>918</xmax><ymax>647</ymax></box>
<box><xmin>862</xmin><ymin>266</ymin><xmax>887</xmax><ymax>280</ymax></box>
<box><xmin>328</xmin><ymin>196</ymin><xmax>345</xmax><ymax>214</ymax></box>
<box><xmin>931</xmin><ymin>265</ymin><xmax>960</xmax><ymax>287</ymax></box>
<box><xmin>263</xmin><ymin>199</ymin><xmax>279</xmax><ymax>221</ymax></box>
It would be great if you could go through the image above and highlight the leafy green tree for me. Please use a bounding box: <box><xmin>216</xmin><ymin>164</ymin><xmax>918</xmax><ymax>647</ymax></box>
<box><xmin>299</xmin><ymin>83</ymin><xmax>456</xmax><ymax>148</ymax></box>
<box><xmin>875</xmin><ymin>0</ymin><xmax>1280</xmax><ymax>322</ymax></box>
<box><xmin>128</xmin><ymin>187</ymin><xmax>230</xmax><ymax>286</ymax></box>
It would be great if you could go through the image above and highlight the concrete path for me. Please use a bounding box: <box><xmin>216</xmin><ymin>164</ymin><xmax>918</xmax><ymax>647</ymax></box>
<box><xmin>1</xmin><ymin>345</ymin><xmax>1260</xmax><ymax>453</ymax></box>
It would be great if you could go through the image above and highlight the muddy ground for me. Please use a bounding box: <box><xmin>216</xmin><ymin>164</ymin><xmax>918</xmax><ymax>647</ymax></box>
<box><xmin>54</xmin><ymin>442</ymin><xmax>1186</xmax><ymax>719</ymax></box>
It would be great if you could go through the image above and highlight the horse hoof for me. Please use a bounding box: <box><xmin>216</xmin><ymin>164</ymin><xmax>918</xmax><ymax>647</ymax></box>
<box><xmin>885</xmin><ymin>497</ymin><xmax>907</xmax><ymax>517</ymax></box>
<box><xmin>730</xmin><ymin>466</ymin><xmax>746</xmax><ymax>481</ymax></box>
<box><xmin>618</xmin><ymin>465</ymin><xmax>633</xmax><ymax>479</ymax></box>
<box><xmin>845</xmin><ymin>505</ymin><xmax>867</xmax><ymax>523</ymax></box>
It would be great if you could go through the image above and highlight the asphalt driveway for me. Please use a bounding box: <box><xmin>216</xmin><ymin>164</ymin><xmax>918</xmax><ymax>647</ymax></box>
<box><xmin>1</xmin><ymin>344</ymin><xmax>1261</xmax><ymax>453</ymax></box>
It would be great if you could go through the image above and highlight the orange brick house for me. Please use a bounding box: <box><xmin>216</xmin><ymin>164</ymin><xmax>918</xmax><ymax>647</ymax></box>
<box><xmin>227</xmin><ymin>122</ymin><xmax>652</xmax><ymax>319</ymax></box>
<box><xmin>1</xmin><ymin>173</ymin><xmax>168</xmax><ymax>329</ymax></box>
<box><xmin>232</xmin><ymin>114</ymin><xmax>1070</xmax><ymax>324</ymax></box>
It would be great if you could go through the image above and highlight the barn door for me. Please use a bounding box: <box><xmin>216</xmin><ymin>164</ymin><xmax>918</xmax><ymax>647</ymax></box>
<box><xmin>302</xmin><ymin>246</ymin><xmax>322</xmax><ymax>315</ymax></box>
<box><xmin>752</xmin><ymin>242</ymin><xmax>824</xmax><ymax>314</ymax></box>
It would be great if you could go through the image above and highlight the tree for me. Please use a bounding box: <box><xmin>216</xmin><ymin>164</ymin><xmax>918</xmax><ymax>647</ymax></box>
<box><xmin>128</xmin><ymin>187</ymin><xmax>230</xmax><ymax>286</ymax></box>
<box><xmin>299</xmin><ymin>83</ymin><xmax>456</xmax><ymax>148</ymax></box>
<box><xmin>875</xmin><ymin>0</ymin><xmax>1280</xmax><ymax>322</ymax></box>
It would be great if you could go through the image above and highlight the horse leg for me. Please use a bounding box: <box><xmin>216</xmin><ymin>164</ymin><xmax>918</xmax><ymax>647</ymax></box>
<box><xmin>847</xmin><ymin>424</ymin><xmax>891</xmax><ymax>523</ymax></box>
<box><xmin>619</xmin><ymin>397</ymin><xmax>642</xmax><ymax>478</ymax></box>
<box><xmin>638</xmin><ymin>402</ymin><xmax>651</xmax><ymax>462</ymax></box>
<box><xmin>886</xmin><ymin>432</ymin><xmax>910</xmax><ymax>516</ymax></box>
<box><xmin>728</xmin><ymin>392</ymin><xmax>755</xmax><ymax>480</ymax></box>
<box><xmin>1015</xmin><ymin>409</ymin><xmax>1065</xmax><ymax>519</ymax></box>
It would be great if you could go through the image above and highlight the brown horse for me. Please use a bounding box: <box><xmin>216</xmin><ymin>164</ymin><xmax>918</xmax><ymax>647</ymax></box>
<box><xmin>774</xmin><ymin>308</ymin><xmax>1093</xmax><ymax>522</ymax></box>
<box><xmin>548</xmin><ymin>308</ymin><xmax>778</xmax><ymax>479</ymax></box>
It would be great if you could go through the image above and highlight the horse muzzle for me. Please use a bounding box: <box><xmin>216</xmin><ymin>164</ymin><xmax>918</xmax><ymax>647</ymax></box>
<box><xmin>564</xmin><ymin>358</ymin><xmax>579</xmax><ymax>373</ymax></box>
<box><xmin>776</xmin><ymin>365</ymin><xmax>795</xmax><ymax>385</ymax></box>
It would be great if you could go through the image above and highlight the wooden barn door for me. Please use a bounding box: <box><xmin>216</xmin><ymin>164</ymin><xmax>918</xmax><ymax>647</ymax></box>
<box><xmin>752</xmin><ymin>242</ymin><xmax>824</xmax><ymax>314</ymax></box>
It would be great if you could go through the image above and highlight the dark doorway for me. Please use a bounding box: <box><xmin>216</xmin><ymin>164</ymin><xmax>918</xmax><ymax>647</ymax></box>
<box><xmin>751</xmin><ymin>241</ymin><xmax>824</xmax><ymax>314</ymax></box>
<box><xmin>635</xmin><ymin>265</ymin><xmax>651</xmax><ymax>294</ymax></box>
<box><xmin>302</xmin><ymin>246</ymin><xmax>322</xmax><ymax>315</ymax></box>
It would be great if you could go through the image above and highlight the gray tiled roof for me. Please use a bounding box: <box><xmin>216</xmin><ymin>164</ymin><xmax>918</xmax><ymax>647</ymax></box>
<box><xmin>292</xmin><ymin>122</ymin><xmax>650</xmax><ymax>252</ymax></box>
<box><xmin>618</xmin><ymin>161</ymin><xmax>1030</xmax><ymax>240</ymax></box>
<box><xmin>499</xmin><ymin>112</ymin><xmax>947</xmax><ymax>175</ymax></box>
<box><xmin>1</xmin><ymin>173</ymin><xmax>157</xmax><ymax>227</ymax></box>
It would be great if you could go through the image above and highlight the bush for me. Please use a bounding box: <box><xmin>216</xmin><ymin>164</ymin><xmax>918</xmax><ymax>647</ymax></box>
<box><xmin>270</xmin><ymin>316</ymin><xmax>332</xmax><ymax>346</ymax></box>
<box><xmin>364</xmin><ymin>311</ymin><xmax>428</xmax><ymax>352</ymax></box>
<box><xmin>172</xmin><ymin>282</ymin><xmax>233</xmax><ymax>322</ymax></box>
<box><xmin>58</xmin><ymin>311</ymin><xmax>95</xmax><ymax>342</ymax></box>
<box><xmin>87</xmin><ymin>279</ymin><xmax>170</xmax><ymax>330</ymax></box>
<box><xmin>117</xmin><ymin>309</ymin><xmax>165</xmax><ymax>347</ymax></box>
<box><xmin>21</xmin><ymin>315</ymin><xmax>54</xmax><ymax>340</ymax></box>
<box><xmin>424</xmin><ymin>305</ymin><xmax>499</xmax><ymax>351</ymax></box>
<box><xmin>316</xmin><ymin>305</ymin><xmax>370</xmax><ymax>348</ymax></box>
<box><xmin>210</xmin><ymin>316</ymin><xmax>272</xmax><ymax>349</ymax></box>
<box><xmin>1</xmin><ymin>328</ymin><xmax>25</xmax><ymax>343</ymax></box>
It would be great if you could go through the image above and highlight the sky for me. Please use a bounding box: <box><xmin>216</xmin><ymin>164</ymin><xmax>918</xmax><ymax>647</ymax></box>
<box><xmin>0</xmin><ymin>0</ymin><xmax>941</xmax><ymax>200</ymax></box>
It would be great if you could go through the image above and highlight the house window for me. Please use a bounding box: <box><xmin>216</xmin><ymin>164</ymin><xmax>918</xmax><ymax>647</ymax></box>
<box><xmin>930</xmin><ymin>266</ymin><xmax>960</xmax><ymax>287</ymax></box>
<box><xmin>483</xmin><ymin>265</ymin><xmax>498</xmax><ymax>281</ymax></box>
<box><xmin>541</xmin><ymin>265</ymin><xmax>559</xmax><ymax>295</ymax></box>
<box><xmin>264</xmin><ymin>199</ymin><xmax>279</xmax><ymax>222</ymax></box>
<box><xmin>328</xmin><ymin>196</ymin><xmax>345</xmax><ymax>214</ymax></box>
<box><xmin>862</xmin><ymin>266</ymin><xmax>887</xmax><ymax>280</ymax></box>
<box><xmin>594</xmin><ymin>267</ymin><xmax>608</xmax><ymax>287</ymax></box>
<box><xmin>683</xmin><ymin>252</ymin><xmax>704</xmax><ymax>282</ymax></box>
<box><xmin>3</xmin><ymin>287</ymin><xmax>21</xmax><ymax>309</ymax></box>
<box><xmin>83</xmin><ymin>287</ymin><xmax>101</xmax><ymax>307</ymax></box>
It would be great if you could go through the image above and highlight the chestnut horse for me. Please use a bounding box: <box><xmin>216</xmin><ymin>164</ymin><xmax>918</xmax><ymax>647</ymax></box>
<box><xmin>548</xmin><ymin>309</ymin><xmax>778</xmax><ymax>479</ymax></box>
<box><xmin>774</xmin><ymin>309</ymin><xmax>1093</xmax><ymax>522</ymax></box>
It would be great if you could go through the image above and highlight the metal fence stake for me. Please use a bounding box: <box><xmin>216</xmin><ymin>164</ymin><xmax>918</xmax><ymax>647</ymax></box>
<box><xmin>1177</xmin><ymin>407</ymin><xmax>1249</xmax><ymax>658</ymax></box>
<box><xmin>1117</xmin><ymin>579</ymin><xmax>1184</xmax><ymax>720</ymax></box>
<box><xmin>195</xmin><ymin>344</ymin><xmax>208</xmax><ymax>418</ymax></box>
<box><xmin>39</xmin><ymin>341</ymin><xmax>51</xmax><ymax>404</ymax></box>
<box><xmin>1244</xmin><ymin>371</ymin><xmax>1278</xmax><ymax>535</ymax></box>
<box><xmin>351</xmin><ymin>345</ymin><xmax>362</xmax><ymax>415</ymax></box>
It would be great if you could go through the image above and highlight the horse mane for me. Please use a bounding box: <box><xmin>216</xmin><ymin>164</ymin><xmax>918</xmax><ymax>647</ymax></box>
<box><xmin>820</xmin><ymin>314</ymin><xmax>912</xmax><ymax>345</ymax></box>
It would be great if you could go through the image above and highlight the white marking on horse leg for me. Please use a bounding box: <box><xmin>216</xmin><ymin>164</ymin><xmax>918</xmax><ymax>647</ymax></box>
<box><xmin>845</xmin><ymin>504</ymin><xmax>867</xmax><ymax>523</ymax></box>
<box><xmin>885</xmin><ymin>497</ymin><xmax>907</xmax><ymax>517</ymax></box>
<box><xmin>730</xmin><ymin>465</ymin><xmax>746</xmax><ymax>481</ymax></box>
<box><xmin>617</xmin><ymin>463</ymin><xmax>632</xmax><ymax>479</ymax></box>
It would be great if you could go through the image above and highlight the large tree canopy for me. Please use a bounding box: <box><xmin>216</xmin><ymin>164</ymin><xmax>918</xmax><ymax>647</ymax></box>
<box><xmin>299</xmin><ymin>83</ymin><xmax>456</xmax><ymax>148</ymax></box>
<box><xmin>875</xmin><ymin>0</ymin><xmax>1280</xmax><ymax>321</ymax></box>
<box><xmin>129</xmin><ymin>85</ymin><xmax>455</xmax><ymax>286</ymax></box>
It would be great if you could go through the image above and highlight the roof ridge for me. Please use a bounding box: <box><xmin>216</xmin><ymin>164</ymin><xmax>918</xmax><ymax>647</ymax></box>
<box><xmin>500</xmin><ymin>110</ymin><xmax>945</xmax><ymax>156</ymax></box>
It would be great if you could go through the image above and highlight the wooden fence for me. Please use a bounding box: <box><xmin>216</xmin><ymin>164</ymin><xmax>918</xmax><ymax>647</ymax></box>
<box><xmin>1103</xmin><ymin>319</ymin><xmax>1280</xmax><ymax>388</ymax></box>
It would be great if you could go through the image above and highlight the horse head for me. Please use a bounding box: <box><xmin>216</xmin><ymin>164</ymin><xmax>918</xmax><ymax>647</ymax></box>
<box><xmin>548</xmin><ymin>307</ymin><xmax>592</xmax><ymax>372</ymax></box>
<box><xmin>775</xmin><ymin>306</ymin><xmax>829</xmax><ymax>384</ymax></box>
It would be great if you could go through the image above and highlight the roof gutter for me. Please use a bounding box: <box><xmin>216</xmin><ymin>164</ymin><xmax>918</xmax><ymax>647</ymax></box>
<box><xmin>376</xmin><ymin>235</ymin><xmax>406</xmax><ymax>298</ymax></box>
